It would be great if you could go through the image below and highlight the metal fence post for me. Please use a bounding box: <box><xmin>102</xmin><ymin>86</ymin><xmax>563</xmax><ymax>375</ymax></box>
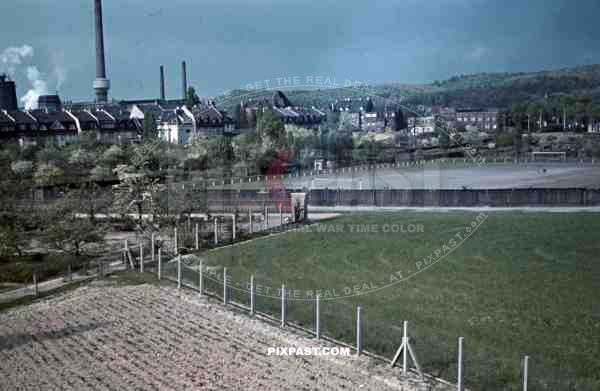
<box><xmin>250</xmin><ymin>274</ymin><xmax>255</xmax><ymax>315</ymax></box>
<box><xmin>223</xmin><ymin>267</ymin><xmax>228</xmax><ymax>304</ymax></box>
<box><xmin>315</xmin><ymin>295</ymin><xmax>320</xmax><ymax>339</ymax></box>
<box><xmin>232</xmin><ymin>215</ymin><xmax>236</xmax><ymax>241</ymax></box>
<box><xmin>403</xmin><ymin>320</ymin><xmax>408</xmax><ymax>374</ymax></box>
<box><xmin>249</xmin><ymin>209</ymin><xmax>253</xmax><ymax>234</ymax></box>
<box><xmin>174</xmin><ymin>227</ymin><xmax>178</xmax><ymax>254</ymax></box>
<box><xmin>157</xmin><ymin>248</ymin><xmax>162</xmax><ymax>280</ymax></box>
<box><xmin>458</xmin><ymin>337</ymin><xmax>464</xmax><ymax>391</ymax></box>
<box><xmin>198</xmin><ymin>260</ymin><xmax>203</xmax><ymax>296</ymax></box>
<box><xmin>151</xmin><ymin>233</ymin><xmax>155</xmax><ymax>262</ymax></box>
<box><xmin>139</xmin><ymin>241</ymin><xmax>144</xmax><ymax>273</ymax></box>
<box><xmin>264</xmin><ymin>206</ymin><xmax>268</xmax><ymax>229</ymax></box>
<box><xmin>33</xmin><ymin>272</ymin><xmax>38</xmax><ymax>297</ymax></box>
<box><xmin>124</xmin><ymin>239</ymin><xmax>128</xmax><ymax>267</ymax></box>
<box><xmin>195</xmin><ymin>223</ymin><xmax>199</xmax><ymax>250</ymax></box>
<box><xmin>214</xmin><ymin>218</ymin><xmax>218</xmax><ymax>245</ymax></box>
<box><xmin>356</xmin><ymin>306</ymin><xmax>362</xmax><ymax>355</ymax></box>
<box><xmin>281</xmin><ymin>283</ymin><xmax>286</xmax><ymax>327</ymax></box>
<box><xmin>177</xmin><ymin>255</ymin><xmax>181</xmax><ymax>289</ymax></box>
<box><xmin>523</xmin><ymin>355</ymin><xmax>529</xmax><ymax>391</ymax></box>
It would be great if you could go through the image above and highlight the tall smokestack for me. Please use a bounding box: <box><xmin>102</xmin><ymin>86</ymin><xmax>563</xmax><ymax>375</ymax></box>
<box><xmin>160</xmin><ymin>65</ymin><xmax>165</xmax><ymax>101</ymax></box>
<box><xmin>93</xmin><ymin>0</ymin><xmax>110</xmax><ymax>103</ymax></box>
<box><xmin>182</xmin><ymin>61</ymin><xmax>187</xmax><ymax>101</ymax></box>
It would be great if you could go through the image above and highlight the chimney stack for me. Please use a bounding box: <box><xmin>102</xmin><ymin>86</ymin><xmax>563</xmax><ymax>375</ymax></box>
<box><xmin>93</xmin><ymin>0</ymin><xmax>110</xmax><ymax>103</ymax></box>
<box><xmin>0</xmin><ymin>74</ymin><xmax>18</xmax><ymax>111</ymax></box>
<box><xmin>182</xmin><ymin>61</ymin><xmax>187</xmax><ymax>101</ymax></box>
<box><xmin>160</xmin><ymin>65</ymin><xmax>165</xmax><ymax>101</ymax></box>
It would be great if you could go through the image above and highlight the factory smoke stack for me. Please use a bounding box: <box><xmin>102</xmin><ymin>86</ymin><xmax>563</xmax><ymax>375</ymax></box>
<box><xmin>160</xmin><ymin>65</ymin><xmax>165</xmax><ymax>101</ymax></box>
<box><xmin>93</xmin><ymin>0</ymin><xmax>110</xmax><ymax>103</ymax></box>
<box><xmin>0</xmin><ymin>74</ymin><xmax>18</xmax><ymax>111</ymax></box>
<box><xmin>182</xmin><ymin>61</ymin><xmax>187</xmax><ymax>101</ymax></box>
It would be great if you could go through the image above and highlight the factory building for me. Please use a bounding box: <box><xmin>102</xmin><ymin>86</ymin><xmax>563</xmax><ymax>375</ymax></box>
<box><xmin>0</xmin><ymin>74</ymin><xmax>18</xmax><ymax>111</ymax></box>
<box><xmin>0</xmin><ymin>0</ymin><xmax>243</xmax><ymax>148</ymax></box>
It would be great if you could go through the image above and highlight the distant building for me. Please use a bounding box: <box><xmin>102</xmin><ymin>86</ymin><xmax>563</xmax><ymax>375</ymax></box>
<box><xmin>407</xmin><ymin>115</ymin><xmax>436</xmax><ymax>135</ymax></box>
<box><xmin>243</xmin><ymin>91</ymin><xmax>325</xmax><ymax>131</ymax></box>
<box><xmin>132</xmin><ymin>99</ymin><xmax>234</xmax><ymax>144</ymax></box>
<box><xmin>27</xmin><ymin>109</ymin><xmax>79</xmax><ymax>146</ymax></box>
<box><xmin>440</xmin><ymin>107</ymin><xmax>500</xmax><ymax>130</ymax></box>
<box><xmin>330</xmin><ymin>97</ymin><xmax>393</xmax><ymax>132</ymax></box>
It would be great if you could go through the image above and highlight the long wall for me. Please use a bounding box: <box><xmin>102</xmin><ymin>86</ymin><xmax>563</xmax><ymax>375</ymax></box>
<box><xmin>204</xmin><ymin>188</ymin><xmax>600</xmax><ymax>209</ymax></box>
<box><xmin>306</xmin><ymin>188</ymin><xmax>600</xmax><ymax>207</ymax></box>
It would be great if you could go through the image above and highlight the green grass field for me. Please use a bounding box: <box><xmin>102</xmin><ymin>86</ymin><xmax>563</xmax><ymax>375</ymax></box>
<box><xmin>194</xmin><ymin>212</ymin><xmax>600</xmax><ymax>391</ymax></box>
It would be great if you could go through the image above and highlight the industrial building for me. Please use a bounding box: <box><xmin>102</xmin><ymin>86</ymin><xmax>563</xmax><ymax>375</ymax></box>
<box><xmin>0</xmin><ymin>0</ymin><xmax>235</xmax><ymax>147</ymax></box>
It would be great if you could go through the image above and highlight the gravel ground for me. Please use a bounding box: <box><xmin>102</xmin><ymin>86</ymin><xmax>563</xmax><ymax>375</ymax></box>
<box><xmin>0</xmin><ymin>285</ymin><xmax>450</xmax><ymax>391</ymax></box>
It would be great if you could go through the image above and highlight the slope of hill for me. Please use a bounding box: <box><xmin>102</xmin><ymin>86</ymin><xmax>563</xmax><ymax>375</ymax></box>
<box><xmin>217</xmin><ymin>64</ymin><xmax>600</xmax><ymax>111</ymax></box>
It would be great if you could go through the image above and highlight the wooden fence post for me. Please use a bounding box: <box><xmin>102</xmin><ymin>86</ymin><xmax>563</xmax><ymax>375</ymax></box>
<box><xmin>281</xmin><ymin>283</ymin><xmax>286</xmax><ymax>328</ymax></box>
<box><xmin>356</xmin><ymin>306</ymin><xmax>362</xmax><ymax>355</ymax></box>
<box><xmin>458</xmin><ymin>337</ymin><xmax>464</xmax><ymax>391</ymax></box>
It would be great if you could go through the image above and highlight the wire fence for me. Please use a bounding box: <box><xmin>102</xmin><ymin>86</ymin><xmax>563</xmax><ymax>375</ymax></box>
<box><xmin>120</xmin><ymin>238</ymin><xmax>542</xmax><ymax>391</ymax></box>
<box><xmin>0</xmin><ymin>227</ymin><xmax>553</xmax><ymax>390</ymax></box>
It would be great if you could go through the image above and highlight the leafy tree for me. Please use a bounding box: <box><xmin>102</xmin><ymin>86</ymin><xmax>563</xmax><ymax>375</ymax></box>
<box><xmin>100</xmin><ymin>145</ymin><xmax>126</xmax><ymax>169</ymax></box>
<box><xmin>232</xmin><ymin>103</ymin><xmax>249</xmax><ymax>129</ymax></box>
<box><xmin>0</xmin><ymin>180</ymin><xmax>34</xmax><ymax>258</ymax></box>
<box><xmin>364</xmin><ymin>98</ymin><xmax>374</xmax><ymax>113</ymax></box>
<box><xmin>34</xmin><ymin>163</ymin><xmax>64</xmax><ymax>186</ymax></box>
<box><xmin>11</xmin><ymin>160</ymin><xmax>33</xmax><ymax>178</ymax></box>
<box><xmin>112</xmin><ymin>164</ymin><xmax>159</xmax><ymax>224</ymax></box>
<box><xmin>186</xmin><ymin>87</ymin><xmax>200</xmax><ymax>108</ymax></box>
<box><xmin>495</xmin><ymin>133</ymin><xmax>514</xmax><ymax>147</ymax></box>
<box><xmin>41</xmin><ymin>201</ymin><xmax>106</xmax><ymax>258</ymax></box>
<box><xmin>36</xmin><ymin>145</ymin><xmax>66</xmax><ymax>168</ymax></box>
<box><xmin>143</xmin><ymin>112</ymin><xmax>158</xmax><ymax>141</ymax></box>
<box><xmin>256</xmin><ymin>107</ymin><xmax>286</xmax><ymax>148</ymax></box>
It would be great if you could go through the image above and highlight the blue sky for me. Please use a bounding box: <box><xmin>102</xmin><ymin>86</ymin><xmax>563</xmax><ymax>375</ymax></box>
<box><xmin>2</xmin><ymin>0</ymin><xmax>600</xmax><ymax>102</ymax></box>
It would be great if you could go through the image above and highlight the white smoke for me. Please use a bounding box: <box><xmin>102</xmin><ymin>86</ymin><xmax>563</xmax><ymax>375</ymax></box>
<box><xmin>51</xmin><ymin>51</ymin><xmax>68</xmax><ymax>91</ymax></box>
<box><xmin>1</xmin><ymin>44</ymin><xmax>66</xmax><ymax>109</ymax></box>
<box><xmin>20</xmin><ymin>66</ymin><xmax>49</xmax><ymax>110</ymax></box>
<box><xmin>0</xmin><ymin>45</ymin><xmax>34</xmax><ymax>75</ymax></box>
<box><xmin>54</xmin><ymin>66</ymin><xmax>67</xmax><ymax>91</ymax></box>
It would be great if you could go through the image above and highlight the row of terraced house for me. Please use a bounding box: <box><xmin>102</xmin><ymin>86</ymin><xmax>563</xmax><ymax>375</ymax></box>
<box><xmin>0</xmin><ymin>94</ymin><xmax>236</xmax><ymax>147</ymax></box>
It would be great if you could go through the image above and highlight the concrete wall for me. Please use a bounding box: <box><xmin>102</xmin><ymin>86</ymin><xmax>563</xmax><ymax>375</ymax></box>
<box><xmin>306</xmin><ymin>188</ymin><xmax>600</xmax><ymax>207</ymax></box>
<box><xmin>205</xmin><ymin>188</ymin><xmax>600</xmax><ymax>209</ymax></box>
